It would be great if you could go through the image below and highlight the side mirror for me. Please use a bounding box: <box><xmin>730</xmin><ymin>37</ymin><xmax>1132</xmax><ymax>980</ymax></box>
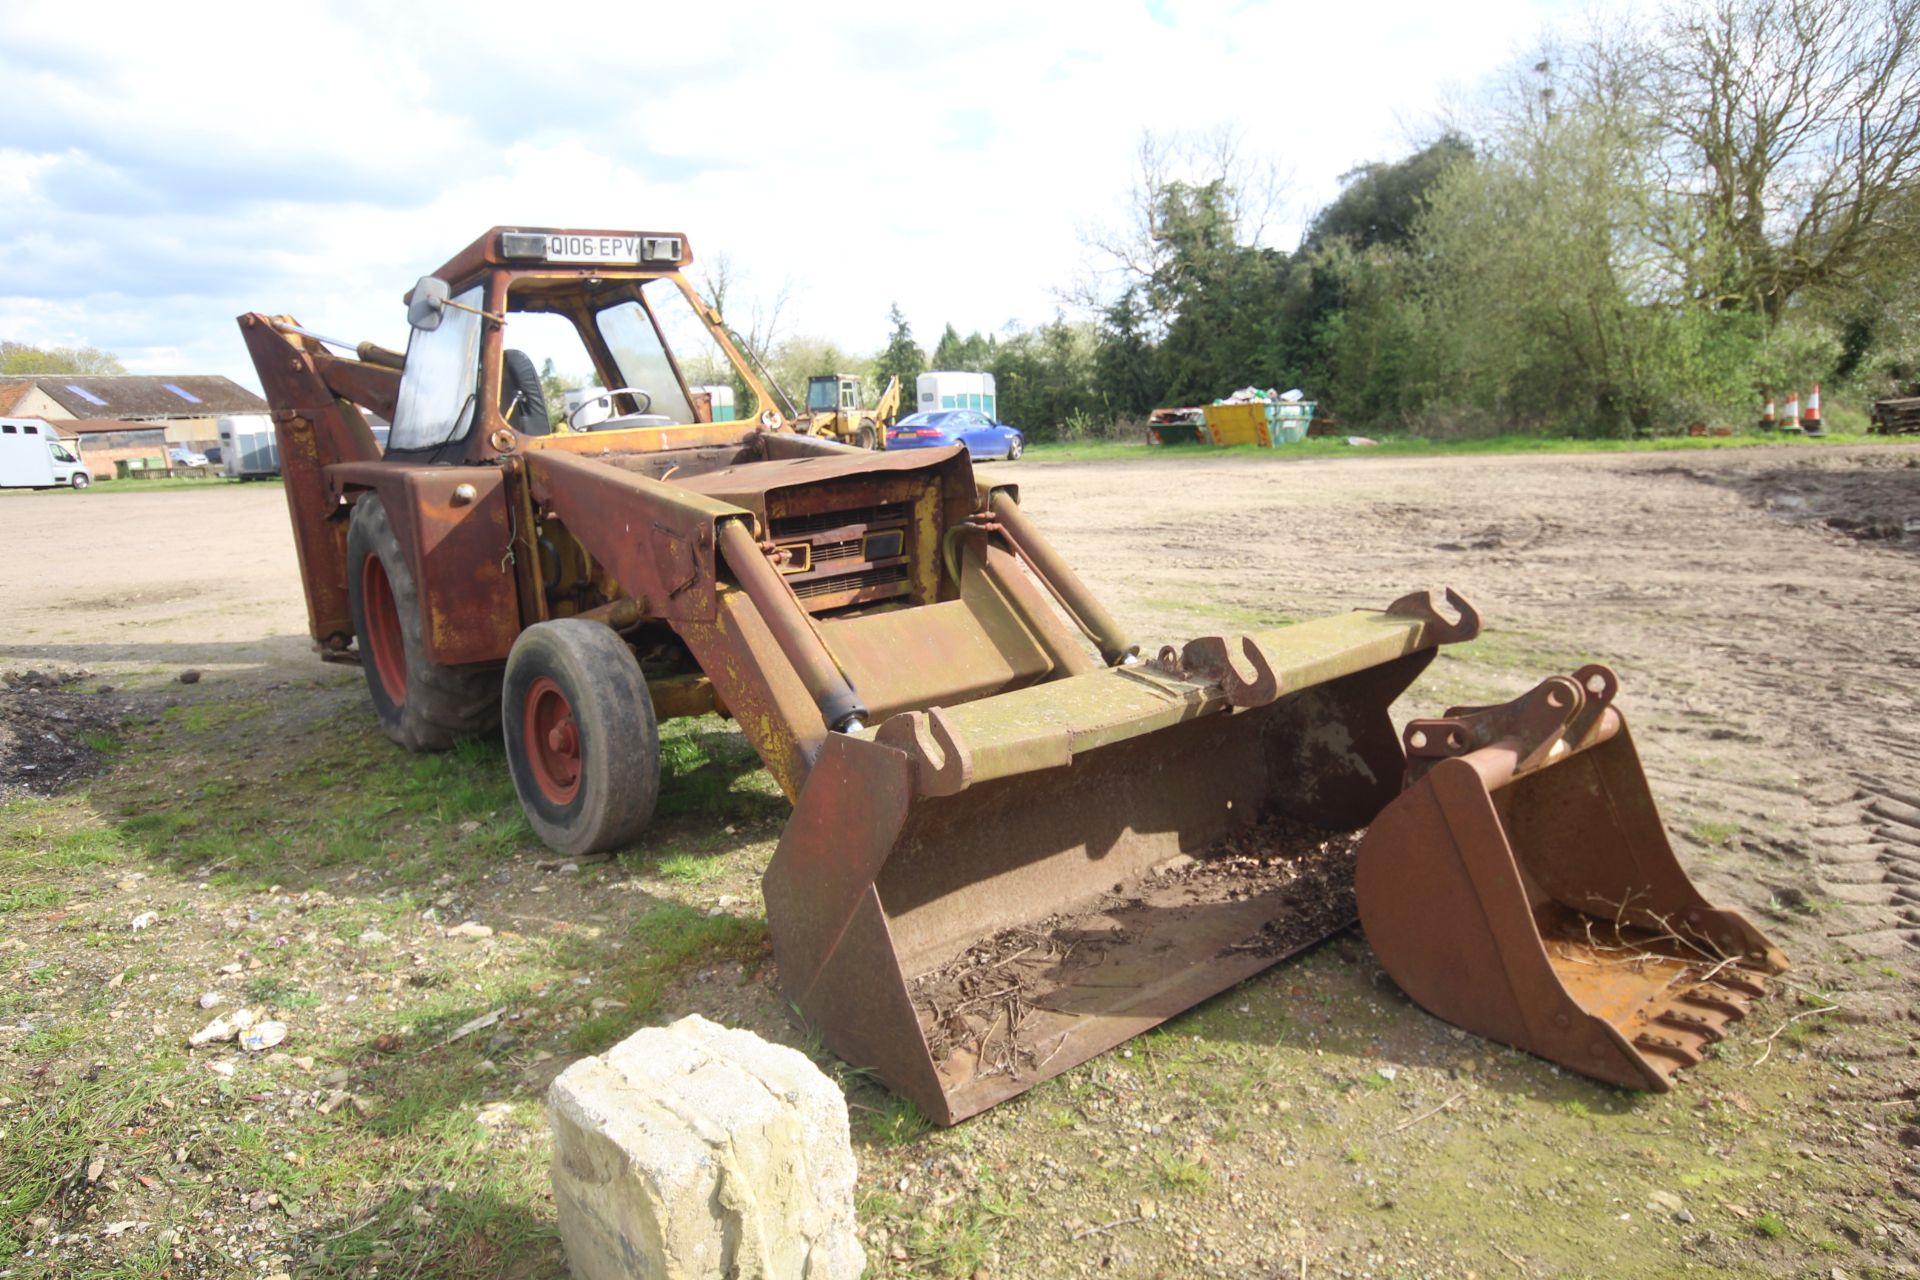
<box><xmin>407</xmin><ymin>276</ymin><xmax>451</xmax><ymax>331</ymax></box>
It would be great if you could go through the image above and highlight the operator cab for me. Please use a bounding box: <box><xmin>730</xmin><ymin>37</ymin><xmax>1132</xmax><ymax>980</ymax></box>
<box><xmin>807</xmin><ymin>375</ymin><xmax>861</xmax><ymax>414</ymax></box>
<box><xmin>384</xmin><ymin>228</ymin><xmax>760</xmax><ymax>463</ymax></box>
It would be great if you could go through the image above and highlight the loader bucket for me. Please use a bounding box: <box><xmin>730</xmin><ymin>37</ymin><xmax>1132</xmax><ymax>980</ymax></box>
<box><xmin>765</xmin><ymin>590</ymin><xmax>1480</xmax><ymax>1124</ymax></box>
<box><xmin>1355</xmin><ymin>666</ymin><xmax>1788</xmax><ymax>1091</ymax></box>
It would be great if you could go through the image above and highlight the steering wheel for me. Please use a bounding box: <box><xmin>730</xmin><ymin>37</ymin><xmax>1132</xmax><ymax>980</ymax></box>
<box><xmin>567</xmin><ymin>386</ymin><xmax>654</xmax><ymax>430</ymax></box>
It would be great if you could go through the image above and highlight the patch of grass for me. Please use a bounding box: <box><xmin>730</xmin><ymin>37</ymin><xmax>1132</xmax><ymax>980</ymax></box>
<box><xmin>866</xmin><ymin>1095</ymin><xmax>932</xmax><ymax>1145</ymax></box>
<box><xmin>652</xmin><ymin>851</ymin><xmax>728</xmax><ymax>885</ymax></box>
<box><xmin>0</xmin><ymin>1065</ymin><xmax>186</xmax><ymax>1223</ymax></box>
<box><xmin>1692</xmin><ymin>819</ymin><xmax>1742</xmax><ymax>846</ymax></box>
<box><xmin>1753</xmin><ymin>1210</ymin><xmax>1788</xmax><ymax>1238</ymax></box>
<box><xmin>1155</xmin><ymin>1154</ymin><xmax>1213</xmax><ymax>1192</ymax></box>
<box><xmin>900</xmin><ymin>1182</ymin><xmax>1024</xmax><ymax>1277</ymax></box>
<box><xmin>0</xmin><ymin>884</ymin><xmax>68</xmax><ymax>913</ymax></box>
<box><xmin>555</xmin><ymin>903</ymin><xmax>767</xmax><ymax>1054</ymax></box>
<box><xmin>1023</xmin><ymin>430</ymin><xmax>1886</xmax><ymax>466</ymax></box>
<box><xmin>80</xmin><ymin>729</ymin><xmax>121</xmax><ymax>754</ymax></box>
<box><xmin>1560</xmin><ymin>1099</ymin><xmax>1592</xmax><ymax>1120</ymax></box>
<box><xmin>162</xmin><ymin>701</ymin><xmax>271</xmax><ymax>733</ymax></box>
<box><xmin>654</xmin><ymin>717</ymin><xmax>783</xmax><ymax>822</ymax></box>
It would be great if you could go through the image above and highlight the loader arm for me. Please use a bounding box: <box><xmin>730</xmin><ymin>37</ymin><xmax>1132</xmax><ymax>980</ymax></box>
<box><xmin>875</xmin><ymin>375</ymin><xmax>901</xmax><ymax>428</ymax></box>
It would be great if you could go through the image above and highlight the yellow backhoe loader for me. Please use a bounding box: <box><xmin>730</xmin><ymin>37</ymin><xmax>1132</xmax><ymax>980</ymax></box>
<box><xmin>801</xmin><ymin>373</ymin><xmax>899</xmax><ymax>449</ymax></box>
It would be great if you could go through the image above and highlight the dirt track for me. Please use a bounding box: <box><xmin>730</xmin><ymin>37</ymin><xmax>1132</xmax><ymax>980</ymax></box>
<box><xmin>3</xmin><ymin>444</ymin><xmax>1919</xmax><ymax>1278</ymax></box>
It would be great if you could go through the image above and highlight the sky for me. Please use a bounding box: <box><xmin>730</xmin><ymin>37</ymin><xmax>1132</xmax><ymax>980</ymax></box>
<box><xmin>0</xmin><ymin>0</ymin><xmax>1573</xmax><ymax>390</ymax></box>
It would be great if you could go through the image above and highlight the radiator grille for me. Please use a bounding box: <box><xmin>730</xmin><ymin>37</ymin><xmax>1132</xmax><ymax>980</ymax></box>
<box><xmin>769</xmin><ymin>502</ymin><xmax>914</xmax><ymax>609</ymax></box>
<box><xmin>791</xmin><ymin>564</ymin><xmax>910</xmax><ymax>602</ymax></box>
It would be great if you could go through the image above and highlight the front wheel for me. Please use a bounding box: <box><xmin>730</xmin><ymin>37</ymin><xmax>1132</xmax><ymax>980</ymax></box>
<box><xmin>503</xmin><ymin>620</ymin><xmax>660</xmax><ymax>856</ymax></box>
<box><xmin>1006</xmin><ymin>436</ymin><xmax>1024</xmax><ymax>461</ymax></box>
<box><xmin>70</xmin><ymin>473</ymin><xmax>90</xmax><ymax>489</ymax></box>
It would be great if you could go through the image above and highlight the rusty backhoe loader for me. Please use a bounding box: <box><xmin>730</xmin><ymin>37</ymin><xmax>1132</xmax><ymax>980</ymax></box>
<box><xmin>241</xmin><ymin>226</ymin><xmax>1781</xmax><ymax>1124</ymax></box>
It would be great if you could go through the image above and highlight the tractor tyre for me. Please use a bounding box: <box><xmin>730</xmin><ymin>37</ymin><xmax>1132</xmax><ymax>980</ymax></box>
<box><xmin>346</xmin><ymin>495</ymin><xmax>501</xmax><ymax>751</ymax></box>
<box><xmin>854</xmin><ymin>420</ymin><xmax>879</xmax><ymax>450</ymax></box>
<box><xmin>502</xmin><ymin>620</ymin><xmax>660</xmax><ymax>856</ymax></box>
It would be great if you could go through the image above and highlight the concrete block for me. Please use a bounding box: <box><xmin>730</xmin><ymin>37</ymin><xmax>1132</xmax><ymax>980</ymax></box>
<box><xmin>549</xmin><ymin>1014</ymin><xmax>863</xmax><ymax>1280</ymax></box>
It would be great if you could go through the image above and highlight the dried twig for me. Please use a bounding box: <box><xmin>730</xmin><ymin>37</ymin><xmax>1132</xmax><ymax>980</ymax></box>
<box><xmin>1750</xmin><ymin>1001</ymin><xmax>1841</xmax><ymax>1068</ymax></box>
<box><xmin>1070</xmin><ymin>1215</ymin><xmax>1144</xmax><ymax>1241</ymax></box>
<box><xmin>1386</xmin><ymin>1090</ymin><xmax>1467</xmax><ymax>1134</ymax></box>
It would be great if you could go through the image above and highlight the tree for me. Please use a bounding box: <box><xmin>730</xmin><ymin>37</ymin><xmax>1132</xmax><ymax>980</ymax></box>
<box><xmin>931</xmin><ymin>323</ymin><xmax>995</xmax><ymax>371</ymax></box>
<box><xmin>1645</xmin><ymin>0</ymin><xmax>1920</xmax><ymax>321</ymax></box>
<box><xmin>0</xmin><ymin>341</ymin><xmax>125</xmax><ymax>375</ymax></box>
<box><xmin>698</xmin><ymin>251</ymin><xmax>796</xmax><ymax>414</ymax></box>
<box><xmin>871</xmin><ymin>304</ymin><xmax>926</xmax><ymax>399</ymax></box>
<box><xmin>1303</xmin><ymin>134</ymin><xmax>1475</xmax><ymax>252</ymax></box>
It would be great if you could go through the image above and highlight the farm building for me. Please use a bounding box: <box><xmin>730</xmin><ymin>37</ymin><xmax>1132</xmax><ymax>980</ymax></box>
<box><xmin>54</xmin><ymin>419</ymin><xmax>175</xmax><ymax>478</ymax></box>
<box><xmin>0</xmin><ymin>375</ymin><xmax>267</xmax><ymax>455</ymax></box>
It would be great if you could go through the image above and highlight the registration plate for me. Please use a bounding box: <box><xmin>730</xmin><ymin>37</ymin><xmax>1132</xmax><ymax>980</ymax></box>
<box><xmin>539</xmin><ymin>233</ymin><xmax>680</xmax><ymax>263</ymax></box>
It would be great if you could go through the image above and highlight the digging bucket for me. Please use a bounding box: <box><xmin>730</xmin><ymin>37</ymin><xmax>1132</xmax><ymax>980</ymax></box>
<box><xmin>764</xmin><ymin>590</ymin><xmax>1479</xmax><ymax>1124</ymax></box>
<box><xmin>1355</xmin><ymin>666</ymin><xmax>1788</xmax><ymax>1091</ymax></box>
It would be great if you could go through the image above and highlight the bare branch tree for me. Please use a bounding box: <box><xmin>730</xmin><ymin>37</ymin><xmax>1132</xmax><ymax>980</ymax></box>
<box><xmin>1650</xmin><ymin>0</ymin><xmax>1920</xmax><ymax>319</ymax></box>
<box><xmin>1068</xmin><ymin>127</ymin><xmax>1293</xmax><ymax>321</ymax></box>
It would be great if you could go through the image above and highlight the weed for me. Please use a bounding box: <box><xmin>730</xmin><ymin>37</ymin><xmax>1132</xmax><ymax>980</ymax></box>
<box><xmin>1561</xmin><ymin>1100</ymin><xmax>1592</xmax><ymax>1120</ymax></box>
<box><xmin>1753</xmin><ymin>1211</ymin><xmax>1787</xmax><ymax>1239</ymax></box>
<box><xmin>866</xmin><ymin>1096</ymin><xmax>931</xmax><ymax>1146</ymax></box>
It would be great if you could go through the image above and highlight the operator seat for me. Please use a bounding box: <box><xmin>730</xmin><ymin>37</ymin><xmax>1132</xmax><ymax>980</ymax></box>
<box><xmin>501</xmin><ymin>349</ymin><xmax>550</xmax><ymax>436</ymax></box>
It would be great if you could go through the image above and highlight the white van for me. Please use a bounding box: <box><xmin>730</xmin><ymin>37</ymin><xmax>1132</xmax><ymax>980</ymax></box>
<box><xmin>915</xmin><ymin>371</ymin><xmax>997</xmax><ymax>419</ymax></box>
<box><xmin>0</xmin><ymin>418</ymin><xmax>91</xmax><ymax>490</ymax></box>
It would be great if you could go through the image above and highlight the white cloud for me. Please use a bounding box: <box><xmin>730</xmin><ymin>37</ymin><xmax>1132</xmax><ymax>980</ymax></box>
<box><xmin>0</xmin><ymin>0</ymin><xmax>1565</xmax><ymax>387</ymax></box>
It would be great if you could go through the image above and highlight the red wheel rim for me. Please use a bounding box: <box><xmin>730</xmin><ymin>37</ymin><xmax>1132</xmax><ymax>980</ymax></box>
<box><xmin>360</xmin><ymin>554</ymin><xmax>407</xmax><ymax>702</ymax></box>
<box><xmin>523</xmin><ymin>676</ymin><xmax>582</xmax><ymax>805</ymax></box>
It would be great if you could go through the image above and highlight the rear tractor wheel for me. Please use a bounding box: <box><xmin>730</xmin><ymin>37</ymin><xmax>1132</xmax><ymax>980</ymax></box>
<box><xmin>502</xmin><ymin>620</ymin><xmax>660</xmax><ymax>856</ymax></box>
<box><xmin>855</xmin><ymin>421</ymin><xmax>878</xmax><ymax>450</ymax></box>
<box><xmin>347</xmin><ymin>495</ymin><xmax>500</xmax><ymax>751</ymax></box>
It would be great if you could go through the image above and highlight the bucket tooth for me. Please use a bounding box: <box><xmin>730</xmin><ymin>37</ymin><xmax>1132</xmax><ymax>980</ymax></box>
<box><xmin>1652</xmin><ymin>1007</ymin><xmax>1725</xmax><ymax>1041</ymax></box>
<box><xmin>1702</xmin><ymin>970</ymin><xmax>1769</xmax><ymax>1000</ymax></box>
<box><xmin>1678</xmin><ymin>989</ymin><xmax>1751</xmax><ymax>1020</ymax></box>
<box><xmin>1356</xmin><ymin>667</ymin><xmax>1787</xmax><ymax>1093</ymax></box>
<box><xmin>1632</xmin><ymin>1031</ymin><xmax>1706</xmax><ymax>1072</ymax></box>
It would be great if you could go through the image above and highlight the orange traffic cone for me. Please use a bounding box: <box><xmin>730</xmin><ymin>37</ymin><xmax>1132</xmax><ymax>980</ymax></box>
<box><xmin>1760</xmin><ymin>393</ymin><xmax>1776</xmax><ymax>430</ymax></box>
<box><xmin>1803</xmin><ymin>384</ymin><xmax>1824</xmax><ymax>435</ymax></box>
<box><xmin>1783</xmin><ymin>390</ymin><xmax>1801</xmax><ymax>431</ymax></box>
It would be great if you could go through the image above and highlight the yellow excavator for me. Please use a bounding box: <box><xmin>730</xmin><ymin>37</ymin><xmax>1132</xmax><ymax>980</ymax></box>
<box><xmin>801</xmin><ymin>373</ymin><xmax>899</xmax><ymax>450</ymax></box>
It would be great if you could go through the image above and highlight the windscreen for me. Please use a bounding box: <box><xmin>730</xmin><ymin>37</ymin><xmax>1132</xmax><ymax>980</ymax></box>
<box><xmin>389</xmin><ymin>285</ymin><xmax>484</xmax><ymax>453</ymax></box>
<box><xmin>596</xmin><ymin>280</ymin><xmax>748</xmax><ymax>425</ymax></box>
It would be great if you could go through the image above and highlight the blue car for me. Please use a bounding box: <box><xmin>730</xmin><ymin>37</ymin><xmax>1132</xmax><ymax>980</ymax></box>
<box><xmin>887</xmin><ymin>410</ymin><xmax>1024</xmax><ymax>460</ymax></box>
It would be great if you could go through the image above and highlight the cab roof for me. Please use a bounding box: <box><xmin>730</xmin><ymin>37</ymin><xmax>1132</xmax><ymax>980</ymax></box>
<box><xmin>431</xmin><ymin>226</ymin><xmax>695</xmax><ymax>288</ymax></box>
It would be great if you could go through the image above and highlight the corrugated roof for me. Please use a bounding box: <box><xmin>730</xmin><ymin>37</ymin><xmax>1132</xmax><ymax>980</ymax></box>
<box><xmin>0</xmin><ymin>375</ymin><xmax>266</xmax><ymax>419</ymax></box>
